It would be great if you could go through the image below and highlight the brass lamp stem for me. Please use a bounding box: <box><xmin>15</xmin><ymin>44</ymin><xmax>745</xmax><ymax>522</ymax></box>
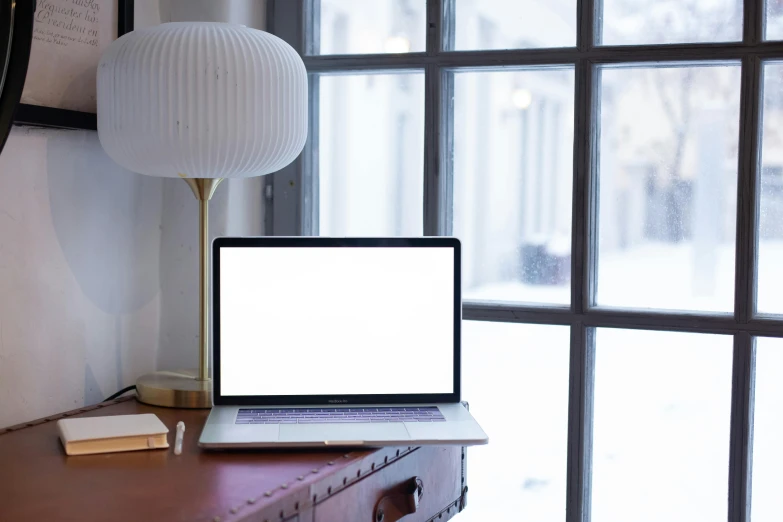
<box><xmin>198</xmin><ymin>197</ymin><xmax>209</xmax><ymax>381</ymax></box>
<box><xmin>135</xmin><ymin>177</ymin><xmax>224</xmax><ymax>408</ymax></box>
<box><xmin>184</xmin><ymin>178</ymin><xmax>224</xmax><ymax>382</ymax></box>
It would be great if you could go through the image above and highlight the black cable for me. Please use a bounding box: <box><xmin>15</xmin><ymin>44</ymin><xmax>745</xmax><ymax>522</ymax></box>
<box><xmin>104</xmin><ymin>385</ymin><xmax>137</xmax><ymax>402</ymax></box>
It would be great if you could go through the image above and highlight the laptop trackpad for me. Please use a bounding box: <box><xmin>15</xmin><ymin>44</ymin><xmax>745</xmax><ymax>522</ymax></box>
<box><xmin>278</xmin><ymin>423</ymin><xmax>410</xmax><ymax>443</ymax></box>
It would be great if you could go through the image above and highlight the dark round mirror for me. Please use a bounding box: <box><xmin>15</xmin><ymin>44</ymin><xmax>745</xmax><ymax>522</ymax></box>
<box><xmin>0</xmin><ymin>0</ymin><xmax>33</xmax><ymax>153</ymax></box>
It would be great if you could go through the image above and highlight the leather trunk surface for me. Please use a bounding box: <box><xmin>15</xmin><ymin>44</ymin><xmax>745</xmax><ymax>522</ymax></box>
<box><xmin>0</xmin><ymin>397</ymin><xmax>466</xmax><ymax>521</ymax></box>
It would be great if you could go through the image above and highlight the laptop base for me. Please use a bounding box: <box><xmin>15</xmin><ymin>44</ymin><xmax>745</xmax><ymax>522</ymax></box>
<box><xmin>199</xmin><ymin>402</ymin><xmax>488</xmax><ymax>449</ymax></box>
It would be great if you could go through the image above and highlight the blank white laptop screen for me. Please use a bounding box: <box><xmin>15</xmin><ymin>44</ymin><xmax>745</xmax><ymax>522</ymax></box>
<box><xmin>219</xmin><ymin>246</ymin><xmax>455</xmax><ymax>397</ymax></box>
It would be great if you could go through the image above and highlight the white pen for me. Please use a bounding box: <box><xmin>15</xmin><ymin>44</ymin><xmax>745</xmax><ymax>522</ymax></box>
<box><xmin>174</xmin><ymin>421</ymin><xmax>185</xmax><ymax>455</ymax></box>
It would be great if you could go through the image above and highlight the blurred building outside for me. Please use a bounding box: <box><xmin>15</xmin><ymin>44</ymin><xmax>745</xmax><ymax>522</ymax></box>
<box><xmin>317</xmin><ymin>0</ymin><xmax>783</xmax><ymax>312</ymax></box>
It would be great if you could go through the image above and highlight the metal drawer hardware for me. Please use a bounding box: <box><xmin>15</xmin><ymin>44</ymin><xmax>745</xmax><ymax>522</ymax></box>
<box><xmin>374</xmin><ymin>476</ymin><xmax>424</xmax><ymax>522</ymax></box>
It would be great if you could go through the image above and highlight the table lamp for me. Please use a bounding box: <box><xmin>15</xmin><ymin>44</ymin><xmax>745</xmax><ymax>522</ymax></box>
<box><xmin>97</xmin><ymin>22</ymin><xmax>307</xmax><ymax>408</ymax></box>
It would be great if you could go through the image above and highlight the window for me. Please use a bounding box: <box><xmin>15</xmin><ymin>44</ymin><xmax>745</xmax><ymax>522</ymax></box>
<box><xmin>269</xmin><ymin>0</ymin><xmax>779</xmax><ymax>519</ymax></box>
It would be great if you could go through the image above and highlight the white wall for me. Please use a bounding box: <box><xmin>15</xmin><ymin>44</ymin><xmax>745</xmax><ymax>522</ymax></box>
<box><xmin>0</xmin><ymin>132</ymin><xmax>264</xmax><ymax>429</ymax></box>
<box><xmin>0</xmin><ymin>128</ymin><xmax>162</xmax><ymax>427</ymax></box>
<box><xmin>135</xmin><ymin>0</ymin><xmax>266</xmax><ymax>29</ymax></box>
<box><xmin>0</xmin><ymin>0</ymin><xmax>267</xmax><ymax>428</ymax></box>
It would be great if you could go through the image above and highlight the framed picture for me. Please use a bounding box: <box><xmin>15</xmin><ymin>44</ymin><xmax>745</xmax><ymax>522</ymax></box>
<box><xmin>12</xmin><ymin>0</ymin><xmax>134</xmax><ymax>130</ymax></box>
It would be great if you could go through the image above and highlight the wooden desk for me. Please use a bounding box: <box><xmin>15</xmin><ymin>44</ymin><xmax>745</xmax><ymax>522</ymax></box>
<box><xmin>0</xmin><ymin>397</ymin><xmax>467</xmax><ymax>521</ymax></box>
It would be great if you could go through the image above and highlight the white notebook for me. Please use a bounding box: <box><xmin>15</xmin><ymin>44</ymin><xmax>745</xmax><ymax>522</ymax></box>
<box><xmin>57</xmin><ymin>413</ymin><xmax>170</xmax><ymax>456</ymax></box>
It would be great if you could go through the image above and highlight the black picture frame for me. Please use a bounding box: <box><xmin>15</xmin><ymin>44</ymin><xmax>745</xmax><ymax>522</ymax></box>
<box><xmin>11</xmin><ymin>0</ymin><xmax>134</xmax><ymax>131</ymax></box>
<box><xmin>0</xmin><ymin>0</ymin><xmax>34</xmax><ymax>150</ymax></box>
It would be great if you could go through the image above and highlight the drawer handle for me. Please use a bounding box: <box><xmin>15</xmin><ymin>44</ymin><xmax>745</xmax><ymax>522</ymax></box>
<box><xmin>374</xmin><ymin>476</ymin><xmax>423</xmax><ymax>522</ymax></box>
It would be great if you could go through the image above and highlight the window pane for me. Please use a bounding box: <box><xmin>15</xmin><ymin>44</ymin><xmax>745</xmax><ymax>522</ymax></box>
<box><xmin>453</xmin><ymin>68</ymin><xmax>575</xmax><ymax>305</ymax></box>
<box><xmin>593</xmin><ymin>329</ymin><xmax>733</xmax><ymax>522</ymax></box>
<box><xmin>601</xmin><ymin>0</ymin><xmax>742</xmax><ymax>45</ymax></box>
<box><xmin>757</xmin><ymin>63</ymin><xmax>783</xmax><ymax>315</ymax></box>
<box><xmin>318</xmin><ymin>73</ymin><xmax>424</xmax><ymax>236</ymax></box>
<box><xmin>460</xmin><ymin>321</ymin><xmax>569</xmax><ymax>521</ymax></box>
<box><xmin>453</xmin><ymin>0</ymin><xmax>576</xmax><ymax>50</ymax></box>
<box><xmin>315</xmin><ymin>0</ymin><xmax>425</xmax><ymax>55</ymax></box>
<box><xmin>767</xmin><ymin>0</ymin><xmax>783</xmax><ymax>40</ymax></box>
<box><xmin>596</xmin><ymin>64</ymin><xmax>740</xmax><ymax>312</ymax></box>
<box><xmin>751</xmin><ymin>337</ymin><xmax>783</xmax><ymax>522</ymax></box>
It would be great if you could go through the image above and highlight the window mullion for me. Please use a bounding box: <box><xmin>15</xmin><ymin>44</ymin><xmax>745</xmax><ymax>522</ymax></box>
<box><xmin>267</xmin><ymin>0</ymin><xmax>308</xmax><ymax>236</ymax></box>
<box><xmin>423</xmin><ymin>64</ymin><xmax>442</xmax><ymax>236</ymax></box>
<box><xmin>425</xmin><ymin>0</ymin><xmax>448</xmax><ymax>237</ymax></box>
<box><xmin>744</xmin><ymin>0</ymin><xmax>762</xmax><ymax>44</ymax></box>
<box><xmin>571</xmin><ymin>58</ymin><xmax>595</xmax><ymax>314</ymax></box>
<box><xmin>303</xmin><ymin>0</ymin><xmax>319</xmax><ymax>55</ymax></box>
<box><xmin>578</xmin><ymin>0</ymin><xmax>597</xmax><ymax>50</ymax></box>
<box><xmin>566</xmin><ymin>323</ymin><xmax>595</xmax><ymax>522</ymax></box>
<box><xmin>423</xmin><ymin>0</ymin><xmax>450</xmax><ymax>236</ymax></box>
<box><xmin>734</xmin><ymin>56</ymin><xmax>762</xmax><ymax>322</ymax></box>
<box><xmin>426</xmin><ymin>0</ymin><xmax>443</xmax><ymax>54</ymax></box>
<box><xmin>728</xmin><ymin>333</ymin><xmax>756</xmax><ymax>522</ymax></box>
<box><xmin>303</xmin><ymin>73</ymin><xmax>320</xmax><ymax>236</ymax></box>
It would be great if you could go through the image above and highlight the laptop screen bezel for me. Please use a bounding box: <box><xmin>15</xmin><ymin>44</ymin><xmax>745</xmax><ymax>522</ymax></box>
<box><xmin>212</xmin><ymin>236</ymin><xmax>461</xmax><ymax>406</ymax></box>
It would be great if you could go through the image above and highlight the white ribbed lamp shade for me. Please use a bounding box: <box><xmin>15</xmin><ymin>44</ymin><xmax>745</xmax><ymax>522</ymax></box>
<box><xmin>97</xmin><ymin>22</ymin><xmax>307</xmax><ymax>179</ymax></box>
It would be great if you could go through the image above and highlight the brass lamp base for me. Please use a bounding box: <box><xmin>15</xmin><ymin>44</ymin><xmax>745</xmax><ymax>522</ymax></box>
<box><xmin>136</xmin><ymin>369</ymin><xmax>212</xmax><ymax>408</ymax></box>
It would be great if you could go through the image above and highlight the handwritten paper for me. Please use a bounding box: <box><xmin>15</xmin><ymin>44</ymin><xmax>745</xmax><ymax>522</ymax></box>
<box><xmin>21</xmin><ymin>0</ymin><xmax>117</xmax><ymax>113</ymax></box>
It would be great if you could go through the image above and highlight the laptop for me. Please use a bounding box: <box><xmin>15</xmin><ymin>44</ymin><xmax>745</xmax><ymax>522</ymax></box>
<box><xmin>199</xmin><ymin>237</ymin><xmax>488</xmax><ymax>449</ymax></box>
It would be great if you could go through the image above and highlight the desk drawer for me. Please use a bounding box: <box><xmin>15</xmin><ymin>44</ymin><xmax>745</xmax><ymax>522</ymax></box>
<box><xmin>310</xmin><ymin>446</ymin><xmax>465</xmax><ymax>522</ymax></box>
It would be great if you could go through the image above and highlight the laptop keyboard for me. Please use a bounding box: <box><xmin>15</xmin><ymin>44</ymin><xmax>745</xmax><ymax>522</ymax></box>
<box><xmin>236</xmin><ymin>406</ymin><xmax>446</xmax><ymax>424</ymax></box>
